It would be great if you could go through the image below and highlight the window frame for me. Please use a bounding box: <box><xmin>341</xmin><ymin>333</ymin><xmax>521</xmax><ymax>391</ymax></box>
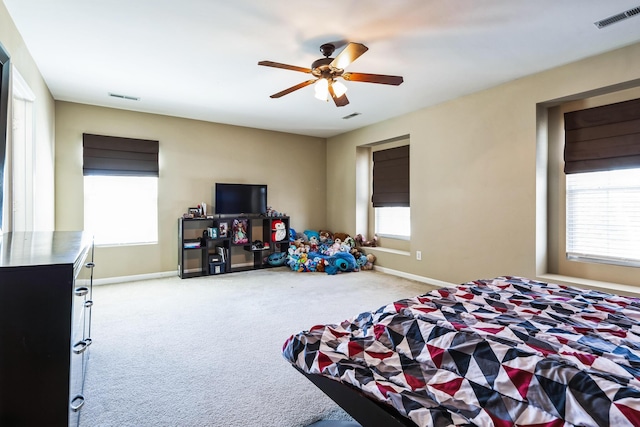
<box><xmin>369</xmin><ymin>141</ymin><xmax>411</xmax><ymax>242</ymax></box>
<box><xmin>544</xmin><ymin>89</ymin><xmax>640</xmax><ymax>286</ymax></box>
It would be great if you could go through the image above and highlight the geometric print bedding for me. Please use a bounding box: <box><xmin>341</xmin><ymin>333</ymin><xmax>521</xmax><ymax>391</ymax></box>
<box><xmin>282</xmin><ymin>276</ymin><xmax>640</xmax><ymax>426</ymax></box>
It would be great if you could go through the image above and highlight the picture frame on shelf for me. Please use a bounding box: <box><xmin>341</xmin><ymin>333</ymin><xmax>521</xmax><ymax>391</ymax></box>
<box><xmin>218</xmin><ymin>222</ymin><xmax>228</xmax><ymax>238</ymax></box>
<box><xmin>188</xmin><ymin>207</ymin><xmax>200</xmax><ymax>218</ymax></box>
<box><xmin>232</xmin><ymin>218</ymin><xmax>249</xmax><ymax>245</ymax></box>
<box><xmin>208</xmin><ymin>227</ymin><xmax>218</xmax><ymax>239</ymax></box>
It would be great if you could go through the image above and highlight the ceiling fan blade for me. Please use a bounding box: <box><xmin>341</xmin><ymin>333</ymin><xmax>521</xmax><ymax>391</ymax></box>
<box><xmin>258</xmin><ymin>61</ymin><xmax>312</xmax><ymax>74</ymax></box>
<box><xmin>328</xmin><ymin>84</ymin><xmax>349</xmax><ymax>107</ymax></box>
<box><xmin>269</xmin><ymin>79</ymin><xmax>316</xmax><ymax>98</ymax></box>
<box><xmin>330</xmin><ymin>42</ymin><xmax>368</xmax><ymax>70</ymax></box>
<box><xmin>342</xmin><ymin>72</ymin><xmax>404</xmax><ymax>85</ymax></box>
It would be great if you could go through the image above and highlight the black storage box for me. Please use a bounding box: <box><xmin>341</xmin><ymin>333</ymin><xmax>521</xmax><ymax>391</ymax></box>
<box><xmin>209</xmin><ymin>262</ymin><xmax>225</xmax><ymax>275</ymax></box>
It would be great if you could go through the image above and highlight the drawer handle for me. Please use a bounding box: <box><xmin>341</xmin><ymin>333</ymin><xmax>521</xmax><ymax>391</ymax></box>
<box><xmin>73</xmin><ymin>340</ymin><xmax>88</xmax><ymax>354</ymax></box>
<box><xmin>74</xmin><ymin>286</ymin><xmax>89</xmax><ymax>297</ymax></box>
<box><xmin>85</xmin><ymin>262</ymin><xmax>95</xmax><ymax>269</ymax></box>
<box><xmin>70</xmin><ymin>394</ymin><xmax>85</xmax><ymax>412</ymax></box>
<box><xmin>84</xmin><ymin>300</ymin><xmax>93</xmax><ymax>308</ymax></box>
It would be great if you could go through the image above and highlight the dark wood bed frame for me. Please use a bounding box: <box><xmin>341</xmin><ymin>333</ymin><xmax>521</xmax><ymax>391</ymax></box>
<box><xmin>298</xmin><ymin>368</ymin><xmax>418</xmax><ymax>427</ymax></box>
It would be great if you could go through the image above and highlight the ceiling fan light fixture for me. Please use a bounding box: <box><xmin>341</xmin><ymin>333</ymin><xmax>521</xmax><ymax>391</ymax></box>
<box><xmin>258</xmin><ymin>42</ymin><xmax>403</xmax><ymax>107</ymax></box>
<box><xmin>314</xmin><ymin>78</ymin><xmax>329</xmax><ymax>101</ymax></box>
<box><xmin>332</xmin><ymin>80</ymin><xmax>347</xmax><ymax>97</ymax></box>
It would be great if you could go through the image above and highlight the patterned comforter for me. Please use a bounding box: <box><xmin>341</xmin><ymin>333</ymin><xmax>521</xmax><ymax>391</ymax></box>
<box><xmin>282</xmin><ymin>276</ymin><xmax>640</xmax><ymax>426</ymax></box>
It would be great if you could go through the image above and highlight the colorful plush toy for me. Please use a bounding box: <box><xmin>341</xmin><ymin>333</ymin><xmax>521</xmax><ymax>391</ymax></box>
<box><xmin>333</xmin><ymin>232</ymin><xmax>350</xmax><ymax>243</ymax></box>
<box><xmin>267</xmin><ymin>252</ymin><xmax>287</xmax><ymax>266</ymax></box>
<box><xmin>319</xmin><ymin>230</ymin><xmax>333</xmax><ymax>243</ymax></box>
<box><xmin>344</xmin><ymin>236</ymin><xmax>356</xmax><ymax>248</ymax></box>
<box><xmin>304</xmin><ymin>230</ymin><xmax>320</xmax><ymax>242</ymax></box>
<box><xmin>362</xmin><ymin>253</ymin><xmax>376</xmax><ymax>270</ymax></box>
<box><xmin>308</xmin><ymin>235</ymin><xmax>320</xmax><ymax>252</ymax></box>
<box><xmin>272</xmin><ymin>220</ymin><xmax>286</xmax><ymax>242</ymax></box>
<box><xmin>355</xmin><ymin>234</ymin><xmax>378</xmax><ymax>247</ymax></box>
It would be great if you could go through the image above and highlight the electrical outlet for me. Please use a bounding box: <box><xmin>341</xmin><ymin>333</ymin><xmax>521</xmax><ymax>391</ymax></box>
<box><xmin>416</xmin><ymin>250</ymin><xmax>422</xmax><ymax>261</ymax></box>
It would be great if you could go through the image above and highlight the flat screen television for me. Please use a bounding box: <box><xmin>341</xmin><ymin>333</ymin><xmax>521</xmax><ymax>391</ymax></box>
<box><xmin>215</xmin><ymin>183</ymin><xmax>267</xmax><ymax>215</ymax></box>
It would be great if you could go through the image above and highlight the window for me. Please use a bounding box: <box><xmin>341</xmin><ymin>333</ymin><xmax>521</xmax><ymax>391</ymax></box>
<box><xmin>82</xmin><ymin>133</ymin><xmax>159</xmax><ymax>246</ymax></box>
<box><xmin>566</xmin><ymin>168</ymin><xmax>640</xmax><ymax>266</ymax></box>
<box><xmin>371</xmin><ymin>144</ymin><xmax>410</xmax><ymax>239</ymax></box>
<box><xmin>563</xmin><ymin>97</ymin><xmax>640</xmax><ymax>268</ymax></box>
<box><xmin>84</xmin><ymin>176</ymin><xmax>158</xmax><ymax>245</ymax></box>
<box><xmin>375</xmin><ymin>206</ymin><xmax>410</xmax><ymax>239</ymax></box>
<box><xmin>0</xmin><ymin>42</ymin><xmax>10</xmax><ymax>230</ymax></box>
<box><xmin>11</xmin><ymin>66</ymin><xmax>36</xmax><ymax>231</ymax></box>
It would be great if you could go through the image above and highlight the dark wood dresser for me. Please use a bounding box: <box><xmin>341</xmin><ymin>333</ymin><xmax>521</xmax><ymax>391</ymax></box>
<box><xmin>0</xmin><ymin>231</ymin><xmax>94</xmax><ymax>426</ymax></box>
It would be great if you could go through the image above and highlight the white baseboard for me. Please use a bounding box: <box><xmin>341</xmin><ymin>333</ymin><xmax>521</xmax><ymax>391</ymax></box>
<box><xmin>373</xmin><ymin>266</ymin><xmax>454</xmax><ymax>288</ymax></box>
<box><xmin>80</xmin><ymin>266</ymin><xmax>455</xmax><ymax>288</ymax></box>
<box><xmin>77</xmin><ymin>270</ymin><xmax>178</xmax><ymax>286</ymax></box>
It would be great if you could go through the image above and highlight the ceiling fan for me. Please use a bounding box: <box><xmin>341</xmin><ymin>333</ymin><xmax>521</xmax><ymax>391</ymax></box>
<box><xmin>258</xmin><ymin>42</ymin><xmax>403</xmax><ymax>107</ymax></box>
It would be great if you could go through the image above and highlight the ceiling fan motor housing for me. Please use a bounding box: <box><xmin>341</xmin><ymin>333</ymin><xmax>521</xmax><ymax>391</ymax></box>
<box><xmin>311</xmin><ymin>57</ymin><xmax>341</xmax><ymax>78</ymax></box>
<box><xmin>319</xmin><ymin>43</ymin><xmax>336</xmax><ymax>57</ymax></box>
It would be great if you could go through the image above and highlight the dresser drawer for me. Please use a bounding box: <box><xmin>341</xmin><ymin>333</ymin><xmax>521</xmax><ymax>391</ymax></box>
<box><xmin>69</xmin><ymin>348</ymin><xmax>87</xmax><ymax>414</ymax></box>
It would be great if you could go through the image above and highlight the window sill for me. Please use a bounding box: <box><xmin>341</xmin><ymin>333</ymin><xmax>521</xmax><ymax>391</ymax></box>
<box><xmin>363</xmin><ymin>246</ymin><xmax>410</xmax><ymax>257</ymax></box>
<box><xmin>376</xmin><ymin>234</ymin><xmax>410</xmax><ymax>241</ymax></box>
<box><xmin>538</xmin><ymin>273</ymin><xmax>640</xmax><ymax>297</ymax></box>
<box><xmin>95</xmin><ymin>241</ymin><xmax>158</xmax><ymax>248</ymax></box>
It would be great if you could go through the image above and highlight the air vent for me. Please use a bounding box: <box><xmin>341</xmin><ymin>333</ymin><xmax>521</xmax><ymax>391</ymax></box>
<box><xmin>594</xmin><ymin>6</ymin><xmax>640</xmax><ymax>28</ymax></box>
<box><xmin>108</xmin><ymin>92</ymin><xmax>140</xmax><ymax>101</ymax></box>
<box><xmin>342</xmin><ymin>112</ymin><xmax>361</xmax><ymax>120</ymax></box>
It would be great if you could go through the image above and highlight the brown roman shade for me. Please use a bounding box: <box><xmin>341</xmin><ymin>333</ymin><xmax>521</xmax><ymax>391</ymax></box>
<box><xmin>564</xmin><ymin>97</ymin><xmax>640</xmax><ymax>174</ymax></box>
<box><xmin>83</xmin><ymin>133</ymin><xmax>159</xmax><ymax>176</ymax></box>
<box><xmin>371</xmin><ymin>145</ymin><xmax>410</xmax><ymax>207</ymax></box>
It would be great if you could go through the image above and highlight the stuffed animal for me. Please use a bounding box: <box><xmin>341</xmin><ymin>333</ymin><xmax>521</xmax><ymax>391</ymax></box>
<box><xmin>333</xmin><ymin>232</ymin><xmax>350</xmax><ymax>243</ymax></box>
<box><xmin>326</xmin><ymin>241</ymin><xmax>342</xmax><ymax>256</ymax></box>
<box><xmin>329</xmin><ymin>252</ymin><xmax>358</xmax><ymax>274</ymax></box>
<box><xmin>272</xmin><ymin>220</ymin><xmax>287</xmax><ymax>242</ymax></box>
<box><xmin>355</xmin><ymin>234</ymin><xmax>378</xmax><ymax>247</ymax></box>
<box><xmin>319</xmin><ymin>230</ymin><xmax>333</xmax><ymax>243</ymax></box>
<box><xmin>308</xmin><ymin>235</ymin><xmax>320</xmax><ymax>252</ymax></box>
<box><xmin>304</xmin><ymin>230</ymin><xmax>320</xmax><ymax>242</ymax></box>
<box><xmin>355</xmin><ymin>254</ymin><xmax>368</xmax><ymax>269</ymax></box>
<box><xmin>344</xmin><ymin>236</ymin><xmax>356</xmax><ymax>248</ymax></box>
<box><xmin>362</xmin><ymin>253</ymin><xmax>376</xmax><ymax>270</ymax></box>
<box><xmin>267</xmin><ymin>252</ymin><xmax>287</xmax><ymax>266</ymax></box>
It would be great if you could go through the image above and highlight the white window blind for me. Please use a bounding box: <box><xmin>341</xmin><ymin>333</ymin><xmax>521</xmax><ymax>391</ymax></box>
<box><xmin>566</xmin><ymin>167</ymin><xmax>640</xmax><ymax>267</ymax></box>
<box><xmin>375</xmin><ymin>207</ymin><xmax>410</xmax><ymax>239</ymax></box>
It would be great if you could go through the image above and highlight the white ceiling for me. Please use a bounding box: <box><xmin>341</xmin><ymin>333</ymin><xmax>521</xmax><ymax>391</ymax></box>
<box><xmin>4</xmin><ymin>1</ymin><xmax>640</xmax><ymax>138</ymax></box>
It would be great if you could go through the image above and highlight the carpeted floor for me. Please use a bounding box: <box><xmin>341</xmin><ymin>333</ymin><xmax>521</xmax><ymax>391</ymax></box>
<box><xmin>78</xmin><ymin>268</ymin><xmax>435</xmax><ymax>427</ymax></box>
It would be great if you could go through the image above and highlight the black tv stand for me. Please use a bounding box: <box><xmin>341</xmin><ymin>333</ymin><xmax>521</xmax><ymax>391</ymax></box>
<box><xmin>178</xmin><ymin>216</ymin><xmax>290</xmax><ymax>278</ymax></box>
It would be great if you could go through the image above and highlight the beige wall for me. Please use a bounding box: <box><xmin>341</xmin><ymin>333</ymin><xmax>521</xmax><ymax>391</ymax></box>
<box><xmin>327</xmin><ymin>42</ymin><xmax>640</xmax><ymax>288</ymax></box>
<box><xmin>55</xmin><ymin>102</ymin><xmax>325</xmax><ymax>279</ymax></box>
<box><xmin>0</xmin><ymin>1</ymin><xmax>56</xmax><ymax>230</ymax></box>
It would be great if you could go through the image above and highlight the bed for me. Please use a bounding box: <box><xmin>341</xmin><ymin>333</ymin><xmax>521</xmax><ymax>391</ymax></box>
<box><xmin>283</xmin><ymin>276</ymin><xmax>640</xmax><ymax>427</ymax></box>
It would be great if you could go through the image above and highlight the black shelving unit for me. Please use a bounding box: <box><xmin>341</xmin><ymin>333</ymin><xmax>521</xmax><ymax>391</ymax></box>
<box><xmin>178</xmin><ymin>217</ymin><xmax>230</xmax><ymax>279</ymax></box>
<box><xmin>178</xmin><ymin>216</ymin><xmax>290</xmax><ymax>278</ymax></box>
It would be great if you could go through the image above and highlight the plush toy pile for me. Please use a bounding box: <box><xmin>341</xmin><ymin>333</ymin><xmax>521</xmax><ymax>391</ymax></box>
<box><xmin>285</xmin><ymin>229</ymin><xmax>376</xmax><ymax>274</ymax></box>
